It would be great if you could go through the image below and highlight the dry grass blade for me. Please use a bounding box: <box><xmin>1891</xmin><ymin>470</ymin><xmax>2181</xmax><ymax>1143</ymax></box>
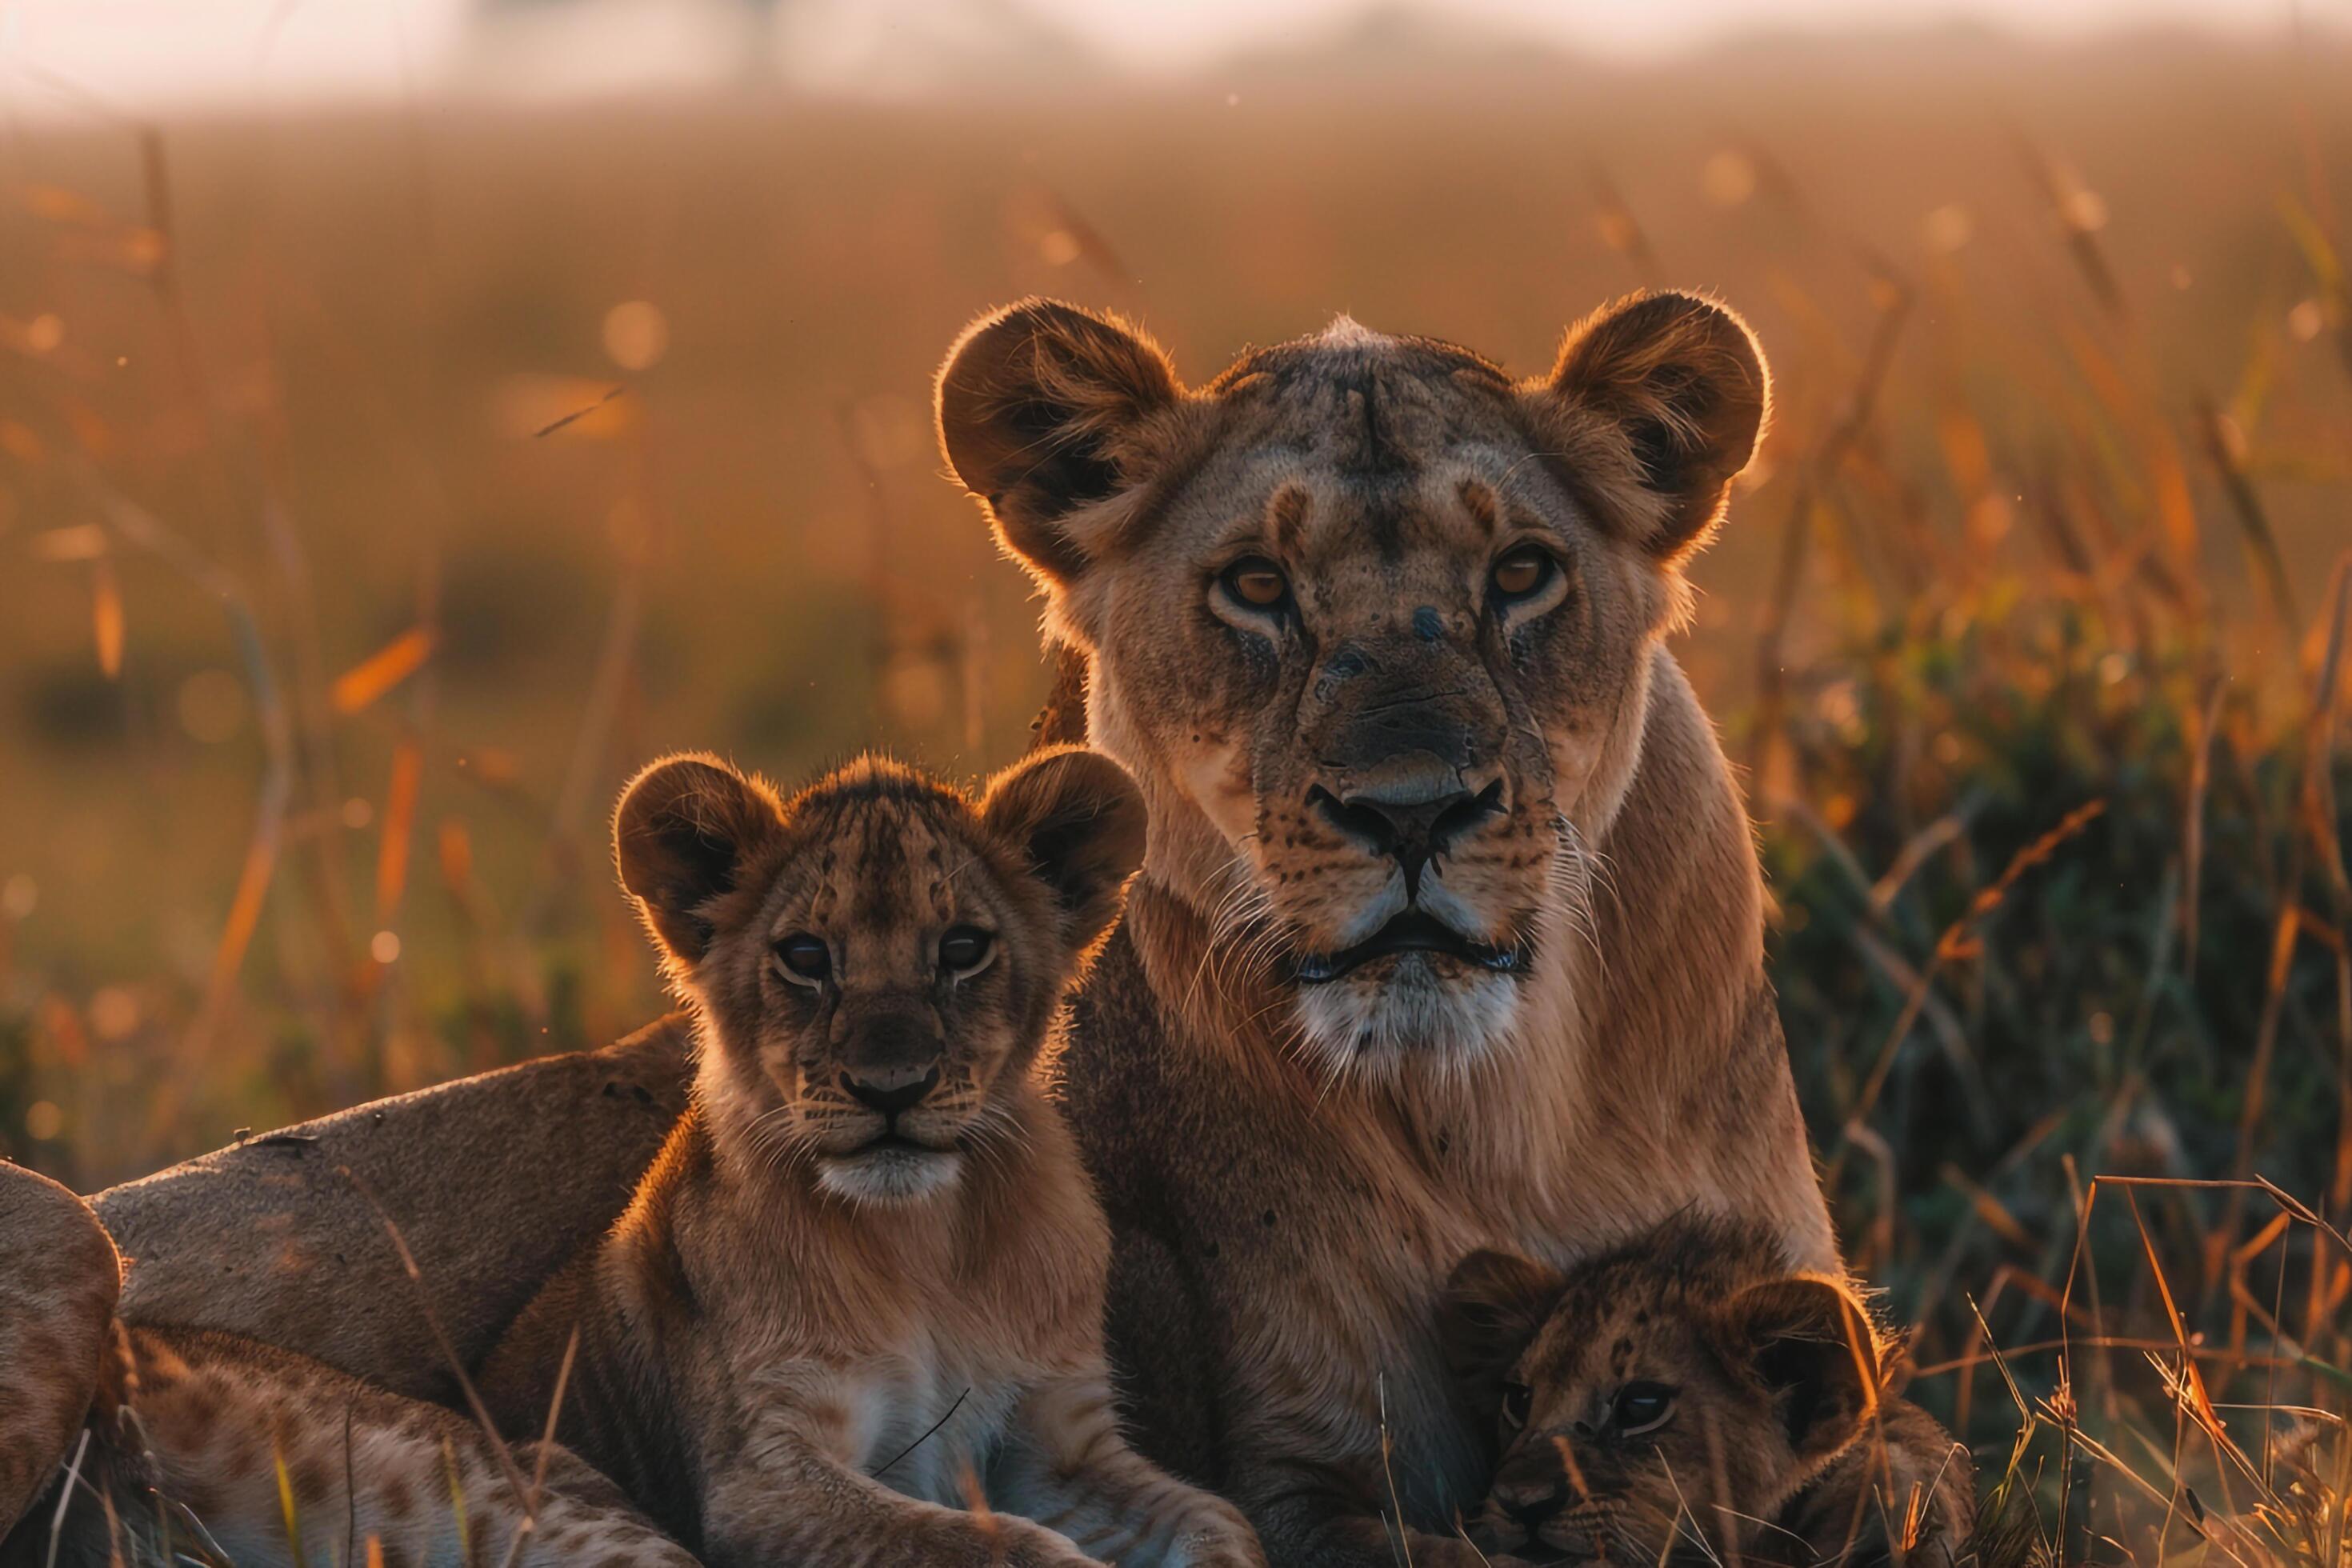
<box><xmin>533</xmin><ymin>385</ymin><xmax>626</xmax><ymax>438</ymax></box>
<box><xmin>1748</xmin><ymin>265</ymin><xmax>1913</xmax><ymax>791</ymax></box>
<box><xmin>45</xmin><ymin>1428</ymin><xmax>92</xmax><ymax>1568</ymax></box>
<box><xmin>331</xmin><ymin>626</ymin><xmax>438</xmax><ymax>715</ymax></box>
<box><xmin>2303</xmin><ymin>554</ymin><xmax>2351</xmax><ymax>911</ymax></box>
<box><xmin>2019</xmin><ymin>138</ymin><xmax>2129</xmax><ymax>323</ymax></box>
<box><xmin>338</xmin><ymin>1167</ymin><xmax>537</xmax><ymax>1514</ymax></box>
<box><xmin>90</xmin><ymin>557</ymin><xmax>123</xmax><ymax>680</ymax></box>
<box><xmin>1869</xmin><ymin>809</ymin><xmax>1972</xmax><ymax>915</ymax></box>
<box><xmin>1826</xmin><ymin>799</ymin><xmax>2105</xmax><ymax>1184</ymax></box>
<box><xmin>2194</xmin><ymin>397</ymin><xmax>2301</xmax><ymax>633</ymax></box>
<box><xmin>273</xmin><ymin>1439</ymin><xmax>310</xmax><ymax>1568</ymax></box>
<box><xmin>2185</xmin><ymin>680</ymin><xmax>2226</xmax><ymax>974</ymax></box>
<box><xmin>1587</xmin><ymin>167</ymin><xmax>1662</xmax><ymax>280</ymax></box>
<box><xmin>375</xmin><ymin>742</ymin><xmax>423</xmax><ymax>927</ymax></box>
<box><xmin>78</xmin><ymin>468</ymin><xmax>301</xmax><ymax>1149</ymax></box>
<box><xmin>495</xmin><ymin>1324</ymin><xmax>583</xmax><ymax>1568</ymax></box>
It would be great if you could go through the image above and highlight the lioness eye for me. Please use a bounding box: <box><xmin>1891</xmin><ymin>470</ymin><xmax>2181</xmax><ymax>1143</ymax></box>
<box><xmin>1500</xmin><ymin>1382</ymin><xmax>1533</xmax><ymax>1430</ymax></box>
<box><xmin>1614</xmin><ymin>1381</ymin><xmax>1677</xmax><ymax>1436</ymax></box>
<box><xmin>775</xmin><ymin>934</ymin><xmax>830</xmax><ymax>983</ymax></box>
<box><xmin>1222</xmin><ymin>556</ymin><xmax>1290</xmax><ymax>611</ymax></box>
<box><xmin>939</xmin><ymin>926</ymin><xmax>994</xmax><ymax>976</ymax></box>
<box><xmin>1490</xmin><ymin>546</ymin><xmax>1554</xmax><ymax>602</ymax></box>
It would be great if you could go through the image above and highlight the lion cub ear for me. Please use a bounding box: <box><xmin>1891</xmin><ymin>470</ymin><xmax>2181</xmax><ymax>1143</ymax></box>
<box><xmin>981</xmin><ymin>746</ymin><xmax>1147</xmax><ymax>954</ymax></box>
<box><xmin>613</xmin><ymin>754</ymin><xmax>787</xmax><ymax>968</ymax></box>
<box><xmin>936</xmin><ymin>298</ymin><xmax>1183</xmax><ymax>588</ymax></box>
<box><xmin>1712</xmin><ymin>1275</ymin><xmax>1882</xmax><ymax>1467</ymax></box>
<box><xmin>1533</xmin><ymin>290</ymin><xmax>1769</xmax><ymax>563</ymax></box>
<box><xmin>1438</xmin><ymin>1250</ymin><xmax>1567</xmax><ymax>1392</ymax></box>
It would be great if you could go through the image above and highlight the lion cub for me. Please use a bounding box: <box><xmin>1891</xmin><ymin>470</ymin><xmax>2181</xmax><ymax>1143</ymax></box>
<box><xmin>481</xmin><ymin>748</ymin><xmax>1262</xmax><ymax>1568</ymax></box>
<box><xmin>1439</xmin><ymin>1218</ymin><xmax>1971</xmax><ymax>1566</ymax></box>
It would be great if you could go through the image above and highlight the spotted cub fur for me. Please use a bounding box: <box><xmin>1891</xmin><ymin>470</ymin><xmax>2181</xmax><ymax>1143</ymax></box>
<box><xmin>1439</xmin><ymin>1217</ymin><xmax>1972</xmax><ymax>1566</ymax></box>
<box><xmin>477</xmin><ymin>748</ymin><xmax>1262</xmax><ymax>1568</ymax></box>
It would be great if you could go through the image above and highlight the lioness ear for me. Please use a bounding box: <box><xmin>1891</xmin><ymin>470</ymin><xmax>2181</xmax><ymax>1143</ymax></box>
<box><xmin>982</xmin><ymin>746</ymin><xmax>1147</xmax><ymax>954</ymax></box>
<box><xmin>613</xmin><ymin>754</ymin><xmax>786</xmax><ymax>968</ymax></box>
<box><xmin>1714</xmin><ymin>1275</ymin><xmax>1881</xmax><ymax>1466</ymax></box>
<box><xmin>936</xmin><ymin>298</ymin><xmax>1182</xmax><ymax>586</ymax></box>
<box><xmin>1536</xmin><ymin>290</ymin><xmax>1769</xmax><ymax>562</ymax></box>
<box><xmin>1438</xmin><ymin>1250</ymin><xmax>1567</xmax><ymax>1392</ymax></box>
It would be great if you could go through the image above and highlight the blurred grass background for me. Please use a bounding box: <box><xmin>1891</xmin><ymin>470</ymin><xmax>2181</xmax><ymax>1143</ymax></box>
<box><xmin>3</xmin><ymin>17</ymin><xmax>2352</xmax><ymax>1555</ymax></box>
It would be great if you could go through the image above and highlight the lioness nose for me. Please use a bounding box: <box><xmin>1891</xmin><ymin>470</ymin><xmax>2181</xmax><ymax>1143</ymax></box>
<box><xmin>842</xmin><ymin>1066</ymin><xmax>940</xmax><ymax>1118</ymax></box>
<box><xmin>1309</xmin><ymin>753</ymin><xmax>1506</xmax><ymax>898</ymax></box>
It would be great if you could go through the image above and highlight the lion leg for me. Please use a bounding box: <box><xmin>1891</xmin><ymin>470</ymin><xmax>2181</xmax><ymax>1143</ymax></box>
<box><xmin>990</xmin><ymin>1374</ymin><xmax>1262</xmax><ymax>1568</ymax></box>
<box><xmin>701</xmin><ymin>1431</ymin><xmax>1100</xmax><ymax>1568</ymax></box>
<box><xmin>1246</xmin><ymin>1472</ymin><xmax>1540</xmax><ymax>1568</ymax></box>
<box><xmin>1772</xmin><ymin>1399</ymin><xmax>1975</xmax><ymax>1567</ymax></box>
<box><xmin>79</xmin><ymin>1325</ymin><xmax>695</xmax><ymax>1567</ymax></box>
<box><xmin>0</xmin><ymin>1162</ymin><xmax>120</xmax><ymax>1542</ymax></box>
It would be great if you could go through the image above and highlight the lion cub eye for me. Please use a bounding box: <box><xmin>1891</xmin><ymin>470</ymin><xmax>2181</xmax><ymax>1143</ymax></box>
<box><xmin>1489</xmin><ymin>545</ymin><xmax>1556</xmax><ymax>604</ymax></box>
<box><xmin>1612</xmin><ymin>1381</ymin><xmax>1677</xmax><ymax>1436</ymax></box>
<box><xmin>938</xmin><ymin>926</ymin><xmax>995</xmax><ymax>978</ymax></box>
<box><xmin>1500</xmin><ymin>1382</ymin><xmax>1533</xmax><ymax>1431</ymax></box>
<box><xmin>774</xmin><ymin>934</ymin><xmax>831</xmax><ymax>985</ymax></box>
<box><xmin>1221</xmin><ymin>556</ymin><xmax>1290</xmax><ymax>612</ymax></box>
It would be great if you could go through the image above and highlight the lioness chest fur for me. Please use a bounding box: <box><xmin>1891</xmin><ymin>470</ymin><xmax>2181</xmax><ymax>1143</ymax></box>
<box><xmin>479</xmin><ymin>750</ymin><xmax>1262</xmax><ymax>1568</ymax></box>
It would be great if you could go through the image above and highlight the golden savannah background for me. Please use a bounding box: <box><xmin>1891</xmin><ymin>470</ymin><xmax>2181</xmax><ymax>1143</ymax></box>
<box><xmin>2</xmin><ymin>0</ymin><xmax>2352</xmax><ymax>1558</ymax></box>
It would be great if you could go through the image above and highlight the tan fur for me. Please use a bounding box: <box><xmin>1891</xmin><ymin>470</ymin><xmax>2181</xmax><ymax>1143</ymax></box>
<box><xmin>22</xmin><ymin>1325</ymin><xmax>696</xmax><ymax>1567</ymax></box>
<box><xmin>934</xmin><ymin>297</ymin><xmax>1954</xmax><ymax>1567</ymax></box>
<box><xmin>0</xmin><ymin>1164</ymin><xmax>119</xmax><ymax>1540</ymax></box>
<box><xmin>477</xmin><ymin>750</ymin><xmax>1262</xmax><ymax>1568</ymax></box>
<box><xmin>1440</xmin><ymin>1217</ymin><xmax>1973</xmax><ymax>1565</ymax></box>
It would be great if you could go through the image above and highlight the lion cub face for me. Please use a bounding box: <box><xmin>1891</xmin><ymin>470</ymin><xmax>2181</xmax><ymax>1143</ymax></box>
<box><xmin>1440</xmin><ymin>1219</ymin><xmax>1881</xmax><ymax>1565</ymax></box>
<box><xmin>614</xmin><ymin>746</ymin><xmax>1145</xmax><ymax>1205</ymax></box>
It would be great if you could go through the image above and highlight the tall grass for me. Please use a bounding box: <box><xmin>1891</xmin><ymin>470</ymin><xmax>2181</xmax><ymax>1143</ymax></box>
<box><xmin>0</xmin><ymin>33</ymin><xmax>2349</xmax><ymax>1561</ymax></box>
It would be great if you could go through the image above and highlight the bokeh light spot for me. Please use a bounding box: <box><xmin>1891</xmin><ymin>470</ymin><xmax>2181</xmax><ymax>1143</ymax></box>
<box><xmin>1702</xmin><ymin>150</ymin><xmax>1755</xmax><ymax>207</ymax></box>
<box><xmin>1924</xmin><ymin>204</ymin><xmax>1973</xmax><ymax>254</ymax></box>
<box><xmin>90</xmin><ymin>986</ymin><xmax>139</xmax><ymax>1041</ymax></box>
<box><xmin>602</xmin><ymin>300</ymin><xmax>670</xmax><ymax>370</ymax></box>
<box><xmin>370</xmin><ymin>929</ymin><xmax>402</xmax><ymax>964</ymax></box>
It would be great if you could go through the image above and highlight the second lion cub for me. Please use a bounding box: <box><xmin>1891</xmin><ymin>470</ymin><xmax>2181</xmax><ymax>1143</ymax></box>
<box><xmin>482</xmin><ymin>747</ymin><xmax>1262</xmax><ymax>1568</ymax></box>
<box><xmin>1439</xmin><ymin>1216</ymin><xmax>1972</xmax><ymax>1566</ymax></box>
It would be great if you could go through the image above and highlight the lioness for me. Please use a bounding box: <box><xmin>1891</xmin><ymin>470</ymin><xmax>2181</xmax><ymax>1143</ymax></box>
<box><xmin>478</xmin><ymin>748</ymin><xmax>1264</xmax><ymax>1568</ymax></box>
<box><xmin>932</xmin><ymin>293</ymin><xmax>1963</xmax><ymax>1565</ymax></box>
<box><xmin>1441</xmin><ymin>1218</ymin><xmax>1973</xmax><ymax>1564</ymax></box>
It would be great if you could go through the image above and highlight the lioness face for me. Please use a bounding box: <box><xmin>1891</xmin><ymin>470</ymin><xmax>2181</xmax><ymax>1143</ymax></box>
<box><xmin>1439</xmin><ymin>1234</ymin><xmax>1878</xmax><ymax>1565</ymax></box>
<box><xmin>938</xmin><ymin>295</ymin><xmax>1766</xmax><ymax>1072</ymax></box>
<box><xmin>613</xmin><ymin>748</ymin><xmax>1144</xmax><ymax>1205</ymax></box>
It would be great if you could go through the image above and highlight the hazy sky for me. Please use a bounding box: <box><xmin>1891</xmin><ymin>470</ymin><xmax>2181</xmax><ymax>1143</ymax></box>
<box><xmin>2</xmin><ymin>0</ymin><xmax>2336</xmax><ymax>114</ymax></box>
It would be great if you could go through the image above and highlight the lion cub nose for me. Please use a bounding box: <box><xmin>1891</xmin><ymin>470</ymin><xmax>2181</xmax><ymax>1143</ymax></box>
<box><xmin>841</xmin><ymin>1066</ymin><xmax>940</xmax><ymax>1118</ymax></box>
<box><xmin>1495</xmin><ymin>1475</ymin><xmax>1566</xmax><ymax>1530</ymax></box>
